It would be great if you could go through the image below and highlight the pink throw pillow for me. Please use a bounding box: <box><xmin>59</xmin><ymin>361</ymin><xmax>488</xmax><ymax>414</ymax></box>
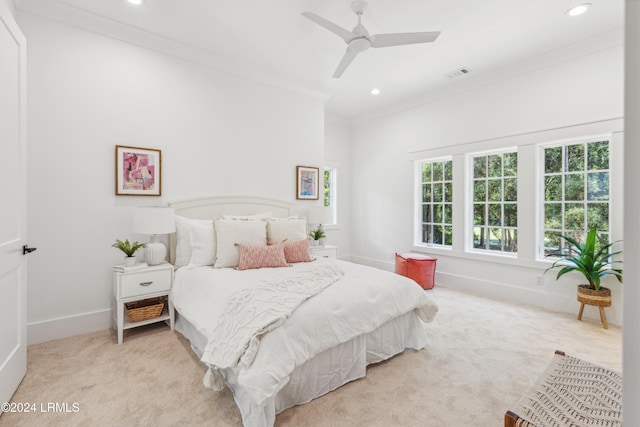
<box><xmin>236</xmin><ymin>243</ymin><xmax>288</xmax><ymax>270</ymax></box>
<box><xmin>269</xmin><ymin>239</ymin><xmax>312</xmax><ymax>263</ymax></box>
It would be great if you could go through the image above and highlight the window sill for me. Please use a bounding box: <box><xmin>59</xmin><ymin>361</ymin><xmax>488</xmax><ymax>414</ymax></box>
<box><xmin>411</xmin><ymin>245</ymin><xmax>554</xmax><ymax>271</ymax></box>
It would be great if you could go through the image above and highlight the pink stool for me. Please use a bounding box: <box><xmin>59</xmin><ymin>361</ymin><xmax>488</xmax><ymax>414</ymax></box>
<box><xmin>394</xmin><ymin>253</ymin><xmax>437</xmax><ymax>289</ymax></box>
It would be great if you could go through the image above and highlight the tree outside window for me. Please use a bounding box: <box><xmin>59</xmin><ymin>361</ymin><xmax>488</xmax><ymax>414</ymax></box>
<box><xmin>416</xmin><ymin>158</ymin><xmax>453</xmax><ymax>247</ymax></box>
<box><xmin>471</xmin><ymin>150</ymin><xmax>518</xmax><ymax>253</ymax></box>
<box><xmin>542</xmin><ymin>140</ymin><xmax>610</xmax><ymax>256</ymax></box>
<box><xmin>323</xmin><ymin>167</ymin><xmax>337</xmax><ymax>225</ymax></box>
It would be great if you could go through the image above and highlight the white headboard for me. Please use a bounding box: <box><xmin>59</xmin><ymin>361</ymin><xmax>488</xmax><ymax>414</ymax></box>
<box><xmin>167</xmin><ymin>196</ymin><xmax>294</xmax><ymax>264</ymax></box>
<box><xmin>169</xmin><ymin>196</ymin><xmax>292</xmax><ymax>219</ymax></box>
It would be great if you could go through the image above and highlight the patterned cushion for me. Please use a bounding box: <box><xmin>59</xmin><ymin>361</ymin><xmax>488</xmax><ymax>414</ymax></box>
<box><xmin>269</xmin><ymin>239</ymin><xmax>312</xmax><ymax>263</ymax></box>
<box><xmin>283</xmin><ymin>239</ymin><xmax>313</xmax><ymax>263</ymax></box>
<box><xmin>236</xmin><ymin>243</ymin><xmax>289</xmax><ymax>270</ymax></box>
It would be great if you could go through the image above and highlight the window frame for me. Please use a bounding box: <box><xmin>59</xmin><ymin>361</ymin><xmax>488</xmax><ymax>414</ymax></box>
<box><xmin>537</xmin><ymin>136</ymin><xmax>612</xmax><ymax>260</ymax></box>
<box><xmin>466</xmin><ymin>147</ymin><xmax>519</xmax><ymax>256</ymax></box>
<box><xmin>323</xmin><ymin>166</ymin><xmax>337</xmax><ymax>226</ymax></box>
<box><xmin>414</xmin><ymin>156</ymin><xmax>454</xmax><ymax>248</ymax></box>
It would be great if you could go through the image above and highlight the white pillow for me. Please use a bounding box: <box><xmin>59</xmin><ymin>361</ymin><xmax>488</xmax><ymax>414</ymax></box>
<box><xmin>267</xmin><ymin>217</ymin><xmax>308</xmax><ymax>242</ymax></box>
<box><xmin>213</xmin><ymin>218</ymin><xmax>267</xmax><ymax>268</ymax></box>
<box><xmin>188</xmin><ymin>220</ymin><xmax>216</xmax><ymax>268</ymax></box>
<box><xmin>222</xmin><ymin>212</ymin><xmax>272</xmax><ymax>220</ymax></box>
<box><xmin>174</xmin><ymin>216</ymin><xmax>213</xmax><ymax>268</ymax></box>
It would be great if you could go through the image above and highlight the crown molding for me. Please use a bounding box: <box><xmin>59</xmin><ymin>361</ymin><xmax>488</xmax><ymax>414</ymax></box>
<box><xmin>348</xmin><ymin>28</ymin><xmax>623</xmax><ymax>125</ymax></box>
<box><xmin>17</xmin><ymin>0</ymin><xmax>332</xmax><ymax>103</ymax></box>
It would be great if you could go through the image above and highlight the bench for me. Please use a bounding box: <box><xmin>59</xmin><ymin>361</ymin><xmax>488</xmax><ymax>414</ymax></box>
<box><xmin>505</xmin><ymin>350</ymin><xmax>622</xmax><ymax>427</ymax></box>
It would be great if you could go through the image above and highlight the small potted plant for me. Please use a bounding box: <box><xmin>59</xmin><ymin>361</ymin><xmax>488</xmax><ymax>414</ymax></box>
<box><xmin>112</xmin><ymin>239</ymin><xmax>146</xmax><ymax>266</ymax></box>
<box><xmin>545</xmin><ymin>226</ymin><xmax>622</xmax><ymax>328</ymax></box>
<box><xmin>308</xmin><ymin>226</ymin><xmax>327</xmax><ymax>247</ymax></box>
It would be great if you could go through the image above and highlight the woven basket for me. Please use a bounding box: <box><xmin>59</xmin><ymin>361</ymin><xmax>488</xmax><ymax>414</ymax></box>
<box><xmin>125</xmin><ymin>297</ymin><xmax>165</xmax><ymax>323</ymax></box>
<box><xmin>577</xmin><ymin>285</ymin><xmax>611</xmax><ymax>307</ymax></box>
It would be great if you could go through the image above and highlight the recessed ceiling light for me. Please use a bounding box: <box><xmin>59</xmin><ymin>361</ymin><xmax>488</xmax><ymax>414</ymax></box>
<box><xmin>566</xmin><ymin>3</ymin><xmax>592</xmax><ymax>17</ymax></box>
<box><xmin>127</xmin><ymin>0</ymin><xmax>143</xmax><ymax>5</ymax></box>
<box><xmin>371</xmin><ymin>88</ymin><xmax>380</xmax><ymax>95</ymax></box>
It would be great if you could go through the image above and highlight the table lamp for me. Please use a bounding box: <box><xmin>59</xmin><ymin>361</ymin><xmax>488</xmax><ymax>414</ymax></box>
<box><xmin>133</xmin><ymin>206</ymin><xmax>176</xmax><ymax>265</ymax></box>
<box><xmin>307</xmin><ymin>206</ymin><xmax>333</xmax><ymax>243</ymax></box>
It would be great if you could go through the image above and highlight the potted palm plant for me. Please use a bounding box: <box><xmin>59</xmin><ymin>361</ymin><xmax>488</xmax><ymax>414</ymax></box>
<box><xmin>308</xmin><ymin>226</ymin><xmax>327</xmax><ymax>247</ymax></box>
<box><xmin>112</xmin><ymin>239</ymin><xmax>146</xmax><ymax>266</ymax></box>
<box><xmin>545</xmin><ymin>226</ymin><xmax>622</xmax><ymax>328</ymax></box>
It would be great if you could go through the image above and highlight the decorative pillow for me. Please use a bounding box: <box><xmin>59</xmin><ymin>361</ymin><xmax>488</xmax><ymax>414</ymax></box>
<box><xmin>174</xmin><ymin>216</ymin><xmax>214</xmax><ymax>268</ymax></box>
<box><xmin>222</xmin><ymin>212</ymin><xmax>272</xmax><ymax>220</ymax></box>
<box><xmin>213</xmin><ymin>218</ymin><xmax>267</xmax><ymax>268</ymax></box>
<box><xmin>281</xmin><ymin>239</ymin><xmax>312</xmax><ymax>263</ymax></box>
<box><xmin>267</xmin><ymin>217</ymin><xmax>307</xmax><ymax>242</ymax></box>
<box><xmin>236</xmin><ymin>243</ymin><xmax>288</xmax><ymax>270</ymax></box>
<box><xmin>187</xmin><ymin>220</ymin><xmax>216</xmax><ymax>268</ymax></box>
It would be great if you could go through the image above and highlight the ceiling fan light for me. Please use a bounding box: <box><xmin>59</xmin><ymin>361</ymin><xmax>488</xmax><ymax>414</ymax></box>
<box><xmin>566</xmin><ymin>3</ymin><xmax>592</xmax><ymax>17</ymax></box>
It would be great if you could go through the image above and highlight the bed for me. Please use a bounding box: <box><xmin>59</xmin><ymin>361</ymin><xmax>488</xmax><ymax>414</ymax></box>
<box><xmin>167</xmin><ymin>196</ymin><xmax>438</xmax><ymax>427</ymax></box>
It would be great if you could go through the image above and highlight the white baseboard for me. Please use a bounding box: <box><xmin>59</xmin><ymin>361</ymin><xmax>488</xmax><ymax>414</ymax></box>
<box><xmin>27</xmin><ymin>309</ymin><xmax>112</xmax><ymax>345</ymax></box>
<box><xmin>349</xmin><ymin>255</ymin><xmax>394</xmax><ymax>271</ymax></box>
<box><xmin>349</xmin><ymin>255</ymin><xmax>622</xmax><ymax>326</ymax></box>
<box><xmin>25</xmin><ymin>255</ymin><xmax>621</xmax><ymax>345</ymax></box>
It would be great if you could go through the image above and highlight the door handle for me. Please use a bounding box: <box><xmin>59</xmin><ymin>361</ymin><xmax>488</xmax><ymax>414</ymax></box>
<box><xmin>23</xmin><ymin>245</ymin><xmax>37</xmax><ymax>255</ymax></box>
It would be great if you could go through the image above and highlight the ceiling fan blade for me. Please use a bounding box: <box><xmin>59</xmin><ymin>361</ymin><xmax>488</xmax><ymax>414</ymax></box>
<box><xmin>370</xmin><ymin>31</ymin><xmax>440</xmax><ymax>48</ymax></box>
<box><xmin>332</xmin><ymin>47</ymin><xmax>359</xmax><ymax>78</ymax></box>
<box><xmin>301</xmin><ymin>12</ymin><xmax>354</xmax><ymax>43</ymax></box>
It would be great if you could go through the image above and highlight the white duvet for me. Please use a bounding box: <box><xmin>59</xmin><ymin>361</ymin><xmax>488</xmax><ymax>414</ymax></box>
<box><xmin>171</xmin><ymin>258</ymin><xmax>438</xmax><ymax>411</ymax></box>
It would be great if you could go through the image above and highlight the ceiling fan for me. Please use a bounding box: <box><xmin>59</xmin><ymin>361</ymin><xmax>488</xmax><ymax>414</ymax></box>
<box><xmin>302</xmin><ymin>0</ymin><xmax>440</xmax><ymax>78</ymax></box>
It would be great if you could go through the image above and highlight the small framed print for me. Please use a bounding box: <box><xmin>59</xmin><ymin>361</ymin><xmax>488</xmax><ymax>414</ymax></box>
<box><xmin>115</xmin><ymin>145</ymin><xmax>162</xmax><ymax>196</ymax></box>
<box><xmin>296</xmin><ymin>166</ymin><xmax>319</xmax><ymax>200</ymax></box>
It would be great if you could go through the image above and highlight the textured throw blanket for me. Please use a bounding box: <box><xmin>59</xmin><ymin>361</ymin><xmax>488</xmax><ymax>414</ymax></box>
<box><xmin>201</xmin><ymin>264</ymin><xmax>345</xmax><ymax>390</ymax></box>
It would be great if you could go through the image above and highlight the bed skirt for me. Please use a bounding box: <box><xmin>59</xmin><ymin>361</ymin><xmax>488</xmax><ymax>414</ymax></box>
<box><xmin>175</xmin><ymin>309</ymin><xmax>428</xmax><ymax>427</ymax></box>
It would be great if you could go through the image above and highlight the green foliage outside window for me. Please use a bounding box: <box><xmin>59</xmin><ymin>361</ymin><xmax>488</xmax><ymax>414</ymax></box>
<box><xmin>420</xmin><ymin>159</ymin><xmax>453</xmax><ymax>246</ymax></box>
<box><xmin>543</xmin><ymin>140</ymin><xmax>610</xmax><ymax>256</ymax></box>
<box><xmin>324</xmin><ymin>169</ymin><xmax>331</xmax><ymax>207</ymax></box>
<box><xmin>472</xmin><ymin>150</ymin><xmax>518</xmax><ymax>253</ymax></box>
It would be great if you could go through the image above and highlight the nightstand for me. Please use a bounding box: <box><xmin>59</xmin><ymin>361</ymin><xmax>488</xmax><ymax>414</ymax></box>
<box><xmin>113</xmin><ymin>263</ymin><xmax>174</xmax><ymax>344</ymax></box>
<box><xmin>310</xmin><ymin>244</ymin><xmax>338</xmax><ymax>259</ymax></box>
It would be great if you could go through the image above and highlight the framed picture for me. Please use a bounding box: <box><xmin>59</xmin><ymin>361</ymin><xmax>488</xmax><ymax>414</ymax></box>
<box><xmin>296</xmin><ymin>166</ymin><xmax>319</xmax><ymax>200</ymax></box>
<box><xmin>115</xmin><ymin>145</ymin><xmax>162</xmax><ymax>196</ymax></box>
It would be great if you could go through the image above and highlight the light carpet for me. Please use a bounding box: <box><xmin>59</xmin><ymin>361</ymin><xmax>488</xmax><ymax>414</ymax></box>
<box><xmin>0</xmin><ymin>286</ymin><xmax>621</xmax><ymax>427</ymax></box>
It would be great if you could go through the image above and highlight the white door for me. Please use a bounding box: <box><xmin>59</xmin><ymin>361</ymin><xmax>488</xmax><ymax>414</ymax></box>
<box><xmin>0</xmin><ymin>2</ymin><xmax>28</xmax><ymax>406</ymax></box>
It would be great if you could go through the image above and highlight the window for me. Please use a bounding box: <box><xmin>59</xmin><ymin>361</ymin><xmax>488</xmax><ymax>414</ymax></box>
<box><xmin>323</xmin><ymin>167</ymin><xmax>337</xmax><ymax>225</ymax></box>
<box><xmin>542</xmin><ymin>139</ymin><xmax>610</xmax><ymax>256</ymax></box>
<box><xmin>471</xmin><ymin>150</ymin><xmax>518</xmax><ymax>253</ymax></box>
<box><xmin>416</xmin><ymin>158</ymin><xmax>453</xmax><ymax>246</ymax></box>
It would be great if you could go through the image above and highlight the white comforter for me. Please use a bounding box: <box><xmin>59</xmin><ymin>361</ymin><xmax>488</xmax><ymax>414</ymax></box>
<box><xmin>171</xmin><ymin>258</ymin><xmax>438</xmax><ymax>408</ymax></box>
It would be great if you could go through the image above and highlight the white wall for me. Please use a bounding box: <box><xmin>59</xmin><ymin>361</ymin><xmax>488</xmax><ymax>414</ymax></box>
<box><xmin>18</xmin><ymin>12</ymin><xmax>327</xmax><ymax>343</ymax></box>
<box><xmin>323</xmin><ymin>113</ymin><xmax>352</xmax><ymax>259</ymax></box>
<box><xmin>1</xmin><ymin>0</ymin><xmax>15</xmax><ymax>16</ymax></box>
<box><xmin>350</xmin><ymin>43</ymin><xmax>625</xmax><ymax>325</ymax></box>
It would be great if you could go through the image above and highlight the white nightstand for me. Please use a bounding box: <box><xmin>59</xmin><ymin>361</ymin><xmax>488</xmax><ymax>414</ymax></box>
<box><xmin>310</xmin><ymin>244</ymin><xmax>338</xmax><ymax>259</ymax></box>
<box><xmin>113</xmin><ymin>263</ymin><xmax>175</xmax><ymax>344</ymax></box>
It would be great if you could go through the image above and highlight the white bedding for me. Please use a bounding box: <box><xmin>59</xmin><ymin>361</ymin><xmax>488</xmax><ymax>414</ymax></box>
<box><xmin>171</xmin><ymin>258</ymin><xmax>438</xmax><ymax>426</ymax></box>
<box><xmin>202</xmin><ymin>263</ymin><xmax>345</xmax><ymax>390</ymax></box>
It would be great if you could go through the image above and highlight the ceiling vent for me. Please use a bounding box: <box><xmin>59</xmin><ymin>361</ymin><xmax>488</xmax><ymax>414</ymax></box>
<box><xmin>446</xmin><ymin>68</ymin><xmax>471</xmax><ymax>79</ymax></box>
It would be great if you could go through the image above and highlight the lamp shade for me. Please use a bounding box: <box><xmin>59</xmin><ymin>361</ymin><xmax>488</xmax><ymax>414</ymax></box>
<box><xmin>133</xmin><ymin>206</ymin><xmax>176</xmax><ymax>235</ymax></box>
<box><xmin>307</xmin><ymin>206</ymin><xmax>333</xmax><ymax>225</ymax></box>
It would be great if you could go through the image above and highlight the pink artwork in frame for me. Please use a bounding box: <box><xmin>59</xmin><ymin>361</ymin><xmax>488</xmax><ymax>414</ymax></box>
<box><xmin>115</xmin><ymin>145</ymin><xmax>162</xmax><ymax>196</ymax></box>
<box><xmin>296</xmin><ymin>166</ymin><xmax>319</xmax><ymax>200</ymax></box>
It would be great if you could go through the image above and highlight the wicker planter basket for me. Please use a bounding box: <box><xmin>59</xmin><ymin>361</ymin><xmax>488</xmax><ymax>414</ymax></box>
<box><xmin>125</xmin><ymin>297</ymin><xmax>165</xmax><ymax>323</ymax></box>
<box><xmin>577</xmin><ymin>285</ymin><xmax>611</xmax><ymax>307</ymax></box>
